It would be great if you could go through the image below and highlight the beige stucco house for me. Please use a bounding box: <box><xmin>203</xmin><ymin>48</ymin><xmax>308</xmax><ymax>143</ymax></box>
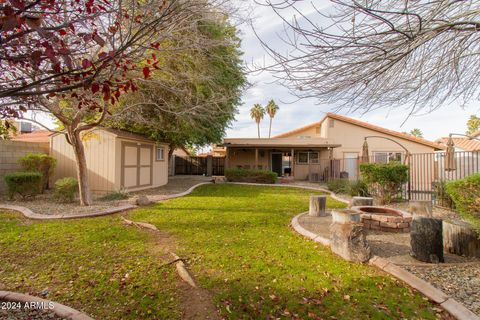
<box><xmin>51</xmin><ymin>128</ymin><xmax>169</xmax><ymax>194</ymax></box>
<box><xmin>222</xmin><ymin>113</ymin><xmax>443</xmax><ymax>181</ymax></box>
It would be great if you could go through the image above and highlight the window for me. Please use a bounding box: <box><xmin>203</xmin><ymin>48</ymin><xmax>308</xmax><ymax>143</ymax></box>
<box><xmin>374</xmin><ymin>152</ymin><xmax>402</xmax><ymax>164</ymax></box>
<box><xmin>156</xmin><ymin>147</ymin><xmax>165</xmax><ymax>161</ymax></box>
<box><xmin>309</xmin><ymin>152</ymin><xmax>319</xmax><ymax>163</ymax></box>
<box><xmin>298</xmin><ymin>152</ymin><xmax>309</xmax><ymax>164</ymax></box>
<box><xmin>297</xmin><ymin>152</ymin><xmax>319</xmax><ymax>164</ymax></box>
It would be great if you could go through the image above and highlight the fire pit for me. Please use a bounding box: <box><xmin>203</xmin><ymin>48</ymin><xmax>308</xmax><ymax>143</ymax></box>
<box><xmin>351</xmin><ymin>206</ymin><xmax>412</xmax><ymax>233</ymax></box>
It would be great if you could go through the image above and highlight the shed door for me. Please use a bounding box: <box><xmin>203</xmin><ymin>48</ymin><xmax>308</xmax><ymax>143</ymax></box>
<box><xmin>121</xmin><ymin>142</ymin><xmax>153</xmax><ymax>189</ymax></box>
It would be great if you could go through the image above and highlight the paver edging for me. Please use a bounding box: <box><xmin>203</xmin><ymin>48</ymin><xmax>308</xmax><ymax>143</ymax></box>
<box><xmin>0</xmin><ymin>182</ymin><xmax>213</xmax><ymax>221</ymax></box>
<box><xmin>290</xmin><ymin>211</ymin><xmax>479</xmax><ymax>320</ymax></box>
<box><xmin>0</xmin><ymin>290</ymin><xmax>94</xmax><ymax>320</ymax></box>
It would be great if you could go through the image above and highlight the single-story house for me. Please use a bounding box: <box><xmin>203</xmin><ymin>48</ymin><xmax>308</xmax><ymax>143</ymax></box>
<box><xmin>221</xmin><ymin>113</ymin><xmax>444</xmax><ymax>181</ymax></box>
<box><xmin>51</xmin><ymin>128</ymin><xmax>169</xmax><ymax>194</ymax></box>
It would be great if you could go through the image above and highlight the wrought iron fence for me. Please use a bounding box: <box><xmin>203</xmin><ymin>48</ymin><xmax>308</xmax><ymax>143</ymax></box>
<box><xmin>173</xmin><ymin>156</ymin><xmax>225</xmax><ymax>176</ymax></box>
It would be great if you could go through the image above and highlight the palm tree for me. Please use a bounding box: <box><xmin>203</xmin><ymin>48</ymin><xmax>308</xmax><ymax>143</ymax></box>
<box><xmin>250</xmin><ymin>103</ymin><xmax>265</xmax><ymax>138</ymax></box>
<box><xmin>409</xmin><ymin>128</ymin><xmax>423</xmax><ymax>138</ymax></box>
<box><xmin>266</xmin><ymin>99</ymin><xmax>279</xmax><ymax>138</ymax></box>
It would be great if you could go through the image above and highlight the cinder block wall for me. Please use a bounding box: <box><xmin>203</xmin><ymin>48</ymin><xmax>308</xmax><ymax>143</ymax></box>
<box><xmin>0</xmin><ymin>141</ymin><xmax>50</xmax><ymax>194</ymax></box>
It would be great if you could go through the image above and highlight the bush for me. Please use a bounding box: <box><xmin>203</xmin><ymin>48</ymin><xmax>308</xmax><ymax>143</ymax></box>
<box><xmin>348</xmin><ymin>180</ymin><xmax>370</xmax><ymax>197</ymax></box>
<box><xmin>326</xmin><ymin>179</ymin><xmax>350</xmax><ymax>194</ymax></box>
<box><xmin>327</xmin><ymin>179</ymin><xmax>370</xmax><ymax>197</ymax></box>
<box><xmin>98</xmin><ymin>189</ymin><xmax>130</xmax><ymax>201</ymax></box>
<box><xmin>53</xmin><ymin>177</ymin><xmax>78</xmax><ymax>203</ymax></box>
<box><xmin>4</xmin><ymin>171</ymin><xmax>43</xmax><ymax>199</ymax></box>
<box><xmin>225</xmin><ymin>168</ymin><xmax>277</xmax><ymax>184</ymax></box>
<box><xmin>360</xmin><ymin>162</ymin><xmax>409</xmax><ymax>204</ymax></box>
<box><xmin>19</xmin><ymin>153</ymin><xmax>56</xmax><ymax>191</ymax></box>
<box><xmin>445</xmin><ymin>174</ymin><xmax>480</xmax><ymax>234</ymax></box>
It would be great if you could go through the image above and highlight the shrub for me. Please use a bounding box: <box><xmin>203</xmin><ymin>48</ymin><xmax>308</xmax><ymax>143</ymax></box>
<box><xmin>326</xmin><ymin>179</ymin><xmax>370</xmax><ymax>197</ymax></box>
<box><xmin>445</xmin><ymin>174</ymin><xmax>480</xmax><ymax>234</ymax></box>
<box><xmin>53</xmin><ymin>177</ymin><xmax>78</xmax><ymax>203</ymax></box>
<box><xmin>326</xmin><ymin>179</ymin><xmax>350</xmax><ymax>194</ymax></box>
<box><xmin>360</xmin><ymin>162</ymin><xmax>409</xmax><ymax>204</ymax></box>
<box><xmin>4</xmin><ymin>171</ymin><xmax>43</xmax><ymax>200</ymax></box>
<box><xmin>98</xmin><ymin>189</ymin><xmax>130</xmax><ymax>201</ymax></box>
<box><xmin>348</xmin><ymin>179</ymin><xmax>370</xmax><ymax>197</ymax></box>
<box><xmin>225</xmin><ymin>168</ymin><xmax>277</xmax><ymax>184</ymax></box>
<box><xmin>19</xmin><ymin>153</ymin><xmax>57</xmax><ymax>191</ymax></box>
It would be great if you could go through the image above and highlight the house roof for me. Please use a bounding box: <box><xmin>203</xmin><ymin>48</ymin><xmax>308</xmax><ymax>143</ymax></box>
<box><xmin>436</xmin><ymin>137</ymin><xmax>480</xmax><ymax>151</ymax></box>
<box><xmin>221</xmin><ymin>137</ymin><xmax>341</xmax><ymax>148</ymax></box>
<box><xmin>274</xmin><ymin>112</ymin><xmax>444</xmax><ymax>150</ymax></box>
<box><xmin>11</xmin><ymin>130</ymin><xmax>51</xmax><ymax>143</ymax></box>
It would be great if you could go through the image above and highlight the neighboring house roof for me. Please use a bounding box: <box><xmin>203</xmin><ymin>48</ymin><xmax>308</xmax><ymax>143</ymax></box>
<box><xmin>11</xmin><ymin>130</ymin><xmax>51</xmax><ymax>143</ymax></box>
<box><xmin>221</xmin><ymin>137</ymin><xmax>341</xmax><ymax>148</ymax></box>
<box><xmin>436</xmin><ymin>137</ymin><xmax>480</xmax><ymax>151</ymax></box>
<box><xmin>274</xmin><ymin>112</ymin><xmax>444</xmax><ymax>150</ymax></box>
<box><xmin>50</xmin><ymin>127</ymin><xmax>168</xmax><ymax>145</ymax></box>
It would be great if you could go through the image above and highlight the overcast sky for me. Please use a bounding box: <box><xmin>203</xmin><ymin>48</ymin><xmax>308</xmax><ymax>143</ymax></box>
<box><xmin>226</xmin><ymin>1</ymin><xmax>479</xmax><ymax>141</ymax></box>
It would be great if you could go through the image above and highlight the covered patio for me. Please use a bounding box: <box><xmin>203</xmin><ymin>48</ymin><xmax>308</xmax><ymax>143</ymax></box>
<box><xmin>221</xmin><ymin>138</ymin><xmax>341</xmax><ymax>180</ymax></box>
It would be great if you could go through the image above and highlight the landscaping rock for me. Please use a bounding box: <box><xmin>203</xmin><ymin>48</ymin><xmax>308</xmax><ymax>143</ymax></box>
<box><xmin>411</xmin><ymin>216</ymin><xmax>444</xmax><ymax>263</ymax></box>
<box><xmin>330</xmin><ymin>222</ymin><xmax>371</xmax><ymax>263</ymax></box>
<box><xmin>212</xmin><ymin>176</ymin><xmax>227</xmax><ymax>184</ymax></box>
<box><xmin>135</xmin><ymin>195</ymin><xmax>152</xmax><ymax>206</ymax></box>
<box><xmin>350</xmin><ymin>196</ymin><xmax>373</xmax><ymax>207</ymax></box>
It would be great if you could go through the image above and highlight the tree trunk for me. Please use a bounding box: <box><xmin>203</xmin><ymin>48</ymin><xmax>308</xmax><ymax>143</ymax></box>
<box><xmin>309</xmin><ymin>195</ymin><xmax>327</xmax><ymax>217</ymax></box>
<box><xmin>257</xmin><ymin>122</ymin><xmax>260</xmax><ymax>138</ymax></box>
<box><xmin>410</xmin><ymin>216</ymin><xmax>444</xmax><ymax>263</ymax></box>
<box><xmin>68</xmin><ymin>130</ymin><xmax>92</xmax><ymax>206</ymax></box>
<box><xmin>443</xmin><ymin>220</ymin><xmax>480</xmax><ymax>258</ymax></box>
<box><xmin>268</xmin><ymin>117</ymin><xmax>272</xmax><ymax>138</ymax></box>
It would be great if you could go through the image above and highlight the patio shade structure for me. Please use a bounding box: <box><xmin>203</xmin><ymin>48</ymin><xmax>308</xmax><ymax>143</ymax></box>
<box><xmin>361</xmin><ymin>139</ymin><xmax>369</xmax><ymax>163</ymax></box>
<box><xmin>444</xmin><ymin>135</ymin><xmax>457</xmax><ymax>171</ymax></box>
<box><xmin>363</xmin><ymin>136</ymin><xmax>410</xmax><ymax>165</ymax></box>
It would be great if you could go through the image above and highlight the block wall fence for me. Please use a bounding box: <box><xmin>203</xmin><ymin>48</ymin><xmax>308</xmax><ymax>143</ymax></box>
<box><xmin>0</xmin><ymin>141</ymin><xmax>50</xmax><ymax>193</ymax></box>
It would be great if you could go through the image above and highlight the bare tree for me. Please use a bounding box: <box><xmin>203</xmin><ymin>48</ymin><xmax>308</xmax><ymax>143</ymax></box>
<box><xmin>258</xmin><ymin>0</ymin><xmax>480</xmax><ymax>115</ymax></box>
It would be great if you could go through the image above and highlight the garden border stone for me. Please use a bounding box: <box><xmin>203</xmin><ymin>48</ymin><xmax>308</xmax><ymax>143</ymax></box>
<box><xmin>0</xmin><ymin>290</ymin><xmax>94</xmax><ymax>320</ymax></box>
<box><xmin>0</xmin><ymin>182</ymin><xmax>213</xmax><ymax>220</ymax></box>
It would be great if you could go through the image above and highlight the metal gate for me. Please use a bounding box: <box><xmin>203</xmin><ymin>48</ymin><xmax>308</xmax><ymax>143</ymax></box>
<box><xmin>174</xmin><ymin>156</ymin><xmax>225</xmax><ymax>176</ymax></box>
<box><xmin>408</xmin><ymin>151</ymin><xmax>480</xmax><ymax>207</ymax></box>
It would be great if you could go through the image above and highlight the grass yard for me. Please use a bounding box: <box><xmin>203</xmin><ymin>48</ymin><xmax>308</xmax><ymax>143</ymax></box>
<box><xmin>0</xmin><ymin>184</ymin><xmax>445</xmax><ymax>319</ymax></box>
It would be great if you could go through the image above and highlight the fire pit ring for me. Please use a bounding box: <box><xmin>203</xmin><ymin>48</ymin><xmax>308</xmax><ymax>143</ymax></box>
<box><xmin>351</xmin><ymin>206</ymin><xmax>412</xmax><ymax>233</ymax></box>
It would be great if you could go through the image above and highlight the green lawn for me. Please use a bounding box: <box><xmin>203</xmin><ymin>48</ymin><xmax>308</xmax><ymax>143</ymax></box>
<box><xmin>0</xmin><ymin>184</ymin><xmax>443</xmax><ymax>319</ymax></box>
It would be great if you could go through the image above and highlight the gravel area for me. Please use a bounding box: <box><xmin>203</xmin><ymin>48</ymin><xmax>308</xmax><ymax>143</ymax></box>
<box><xmin>403</xmin><ymin>264</ymin><xmax>480</xmax><ymax>316</ymax></box>
<box><xmin>0</xmin><ymin>176</ymin><xmax>211</xmax><ymax>216</ymax></box>
<box><xmin>0</xmin><ymin>299</ymin><xmax>66</xmax><ymax>320</ymax></box>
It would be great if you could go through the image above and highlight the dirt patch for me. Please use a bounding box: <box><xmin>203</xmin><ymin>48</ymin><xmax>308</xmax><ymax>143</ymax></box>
<box><xmin>122</xmin><ymin>216</ymin><xmax>220</xmax><ymax>320</ymax></box>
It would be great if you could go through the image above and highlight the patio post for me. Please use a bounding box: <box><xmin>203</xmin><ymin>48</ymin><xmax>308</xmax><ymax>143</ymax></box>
<box><xmin>291</xmin><ymin>148</ymin><xmax>295</xmax><ymax>178</ymax></box>
<box><xmin>225</xmin><ymin>147</ymin><xmax>229</xmax><ymax>170</ymax></box>
<box><xmin>255</xmin><ymin>148</ymin><xmax>259</xmax><ymax>170</ymax></box>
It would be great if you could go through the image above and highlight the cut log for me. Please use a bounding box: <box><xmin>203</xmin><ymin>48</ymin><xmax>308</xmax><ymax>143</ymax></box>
<box><xmin>309</xmin><ymin>195</ymin><xmax>327</xmax><ymax>217</ymax></box>
<box><xmin>408</xmin><ymin>200</ymin><xmax>432</xmax><ymax>217</ymax></box>
<box><xmin>350</xmin><ymin>196</ymin><xmax>373</xmax><ymax>207</ymax></box>
<box><xmin>443</xmin><ymin>220</ymin><xmax>480</xmax><ymax>258</ymax></box>
<box><xmin>330</xmin><ymin>222</ymin><xmax>371</xmax><ymax>262</ymax></box>
<box><xmin>410</xmin><ymin>216</ymin><xmax>444</xmax><ymax>263</ymax></box>
<box><xmin>331</xmin><ymin>209</ymin><xmax>361</xmax><ymax>224</ymax></box>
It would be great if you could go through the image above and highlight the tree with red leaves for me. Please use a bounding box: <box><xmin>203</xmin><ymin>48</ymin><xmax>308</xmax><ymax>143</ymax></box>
<box><xmin>0</xmin><ymin>0</ymin><xmax>234</xmax><ymax>205</ymax></box>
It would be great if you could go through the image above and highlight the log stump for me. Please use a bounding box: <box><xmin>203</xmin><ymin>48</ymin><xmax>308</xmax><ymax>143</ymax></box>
<box><xmin>330</xmin><ymin>222</ymin><xmax>371</xmax><ymax>263</ymax></box>
<box><xmin>410</xmin><ymin>216</ymin><xmax>444</xmax><ymax>263</ymax></box>
<box><xmin>309</xmin><ymin>195</ymin><xmax>327</xmax><ymax>217</ymax></box>
<box><xmin>443</xmin><ymin>220</ymin><xmax>480</xmax><ymax>258</ymax></box>
<box><xmin>408</xmin><ymin>200</ymin><xmax>433</xmax><ymax>217</ymax></box>
<box><xmin>331</xmin><ymin>209</ymin><xmax>361</xmax><ymax>224</ymax></box>
<box><xmin>349</xmin><ymin>196</ymin><xmax>373</xmax><ymax>208</ymax></box>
